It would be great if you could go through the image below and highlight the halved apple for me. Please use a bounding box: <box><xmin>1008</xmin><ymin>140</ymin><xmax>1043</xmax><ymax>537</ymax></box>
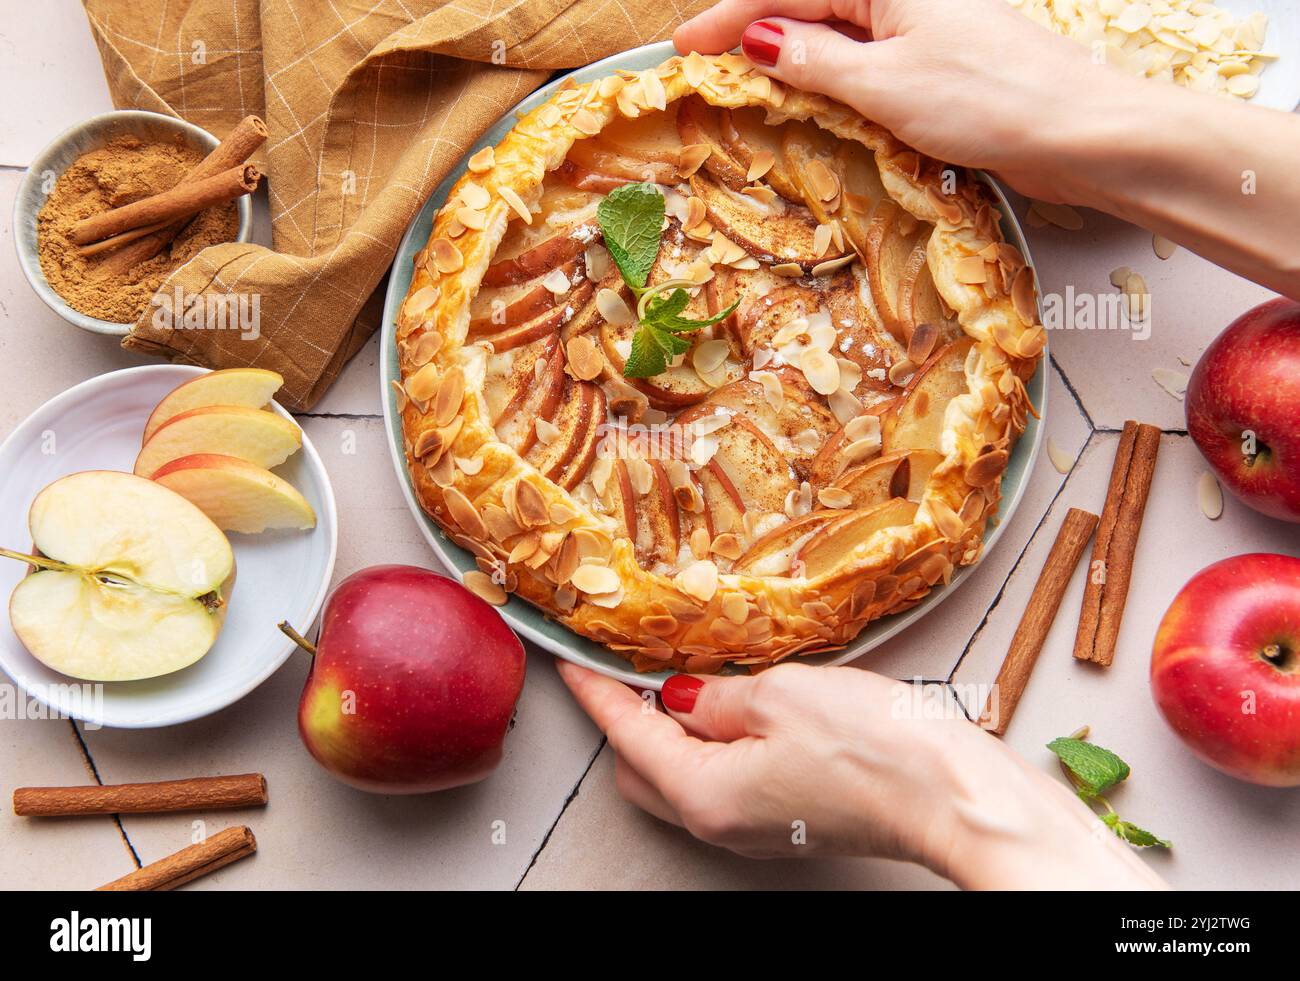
<box><xmin>143</xmin><ymin>368</ymin><xmax>284</xmax><ymax>443</ymax></box>
<box><xmin>3</xmin><ymin>471</ymin><xmax>234</xmax><ymax>681</ymax></box>
<box><xmin>832</xmin><ymin>449</ymin><xmax>943</xmax><ymax>506</ymax></box>
<box><xmin>881</xmin><ymin>338</ymin><xmax>973</xmax><ymax>454</ymax></box>
<box><xmin>135</xmin><ymin>405</ymin><xmax>303</xmax><ymax>478</ymax></box>
<box><xmin>793</xmin><ymin>498</ymin><xmax>919</xmax><ymax>580</ymax></box>
<box><xmin>152</xmin><ymin>454</ymin><xmax>316</xmax><ymax>533</ymax></box>
<box><xmin>733</xmin><ymin>511</ymin><xmax>841</xmax><ymax>576</ymax></box>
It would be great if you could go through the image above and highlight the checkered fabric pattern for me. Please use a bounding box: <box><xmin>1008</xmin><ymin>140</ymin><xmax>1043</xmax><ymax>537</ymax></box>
<box><xmin>82</xmin><ymin>0</ymin><xmax>709</xmax><ymax>410</ymax></box>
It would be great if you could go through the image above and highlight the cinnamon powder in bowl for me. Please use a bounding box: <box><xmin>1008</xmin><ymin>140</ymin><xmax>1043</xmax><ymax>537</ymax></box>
<box><xmin>13</xmin><ymin>111</ymin><xmax>252</xmax><ymax>336</ymax></box>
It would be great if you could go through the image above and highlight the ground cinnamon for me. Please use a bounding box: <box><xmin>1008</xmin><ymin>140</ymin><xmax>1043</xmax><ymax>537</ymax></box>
<box><xmin>36</xmin><ymin>134</ymin><xmax>239</xmax><ymax>324</ymax></box>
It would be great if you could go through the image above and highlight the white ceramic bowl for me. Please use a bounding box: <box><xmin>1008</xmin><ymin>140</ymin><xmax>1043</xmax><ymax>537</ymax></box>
<box><xmin>13</xmin><ymin>110</ymin><xmax>253</xmax><ymax>337</ymax></box>
<box><xmin>0</xmin><ymin>365</ymin><xmax>337</xmax><ymax>728</ymax></box>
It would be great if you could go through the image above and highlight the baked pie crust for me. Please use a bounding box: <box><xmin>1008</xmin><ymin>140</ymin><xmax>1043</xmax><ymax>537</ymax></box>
<box><xmin>394</xmin><ymin>52</ymin><xmax>1043</xmax><ymax>674</ymax></box>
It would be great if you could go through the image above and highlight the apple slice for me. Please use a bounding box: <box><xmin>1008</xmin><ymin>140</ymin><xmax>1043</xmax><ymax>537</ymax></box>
<box><xmin>494</xmin><ymin>339</ymin><xmax>566</xmax><ymax>454</ymax></box>
<box><xmin>721</xmin><ymin>107</ymin><xmax>803</xmax><ymax>202</ymax></box>
<box><xmin>690</xmin><ymin>173</ymin><xmax>825</xmax><ymax>268</ymax></box>
<box><xmin>481</xmin><ymin>220</ymin><xmax>599</xmax><ymax>288</ymax></box>
<box><xmin>484</xmin><ymin>333</ymin><xmax>559</xmax><ymax>424</ymax></box>
<box><xmin>3</xmin><ymin>471</ymin><xmax>234</xmax><ymax>681</ymax></box>
<box><xmin>832</xmin><ymin>449</ymin><xmax>944</xmax><ymax>506</ymax></box>
<box><xmin>733</xmin><ymin>511</ymin><xmax>842</xmax><ymax>576</ymax></box>
<box><xmin>566</xmin><ymin>135</ymin><xmax>679</xmax><ymax>185</ymax></box>
<box><xmin>525</xmin><ymin>379</ymin><xmax>599</xmax><ymax>484</ymax></box>
<box><xmin>677</xmin><ymin>410</ymin><xmax>796</xmax><ymax>515</ymax></box>
<box><xmin>867</xmin><ymin>203</ymin><xmax>930</xmax><ymax>340</ymax></box>
<box><xmin>836</xmin><ymin>141</ymin><xmax>890</xmax><ymax>261</ymax></box>
<box><xmin>152</xmin><ymin>454</ymin><xmax>316</xmax><ymax>533</ymax></box>
<box><xmin>135</xmin><ymin>405</ymin><xmax>303</xmax><ymax>478</ymax></box>
<box><xmin>474</xmin><ymin>279</ymin><xmax>593</xmax><ymax>353</ymax></box>
<box><xmin>780</xmin><ymin>120</ymin><xmax>842</xmax><ymax>227</ymax></box>
<box><xmin>793</xmin><ymin>498</ymin><xmax>919</xmax><ymax>580</ymax></box>
<box><xmin>143</xmin><ymin>368</ymin><xmax>284</xmax><ymax>443</ymax></box>
<box><xmin>882</xmin><ymin>338</ymin><xmax>974</xmax><ymax>454</ymax></box>
<box><xmin>676</xmin><ymin>96</ymin><xmax>749</xmax><ymax>189</ymax></box>
<box><xmin>469</xmin><ymin>258</ymin><xmax>581</xmax><ymax>332</ymax></box>
<box><xmin>697</xmin><ymin>461</ymin><xmax>746</xmax><ymax>543</ymax></box>
<box><xmin>700</xmin><ymin>375</ymin><xmax>838</xmax><ymax>481</ymax></box>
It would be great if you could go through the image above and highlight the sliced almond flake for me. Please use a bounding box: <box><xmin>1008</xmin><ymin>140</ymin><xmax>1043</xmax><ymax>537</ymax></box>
<box><xmin>405</xmin><ymin>362</ymin><xmax>441</xmax><ymax>403</ymax></box>
<box><xmin>454</xmin><ymin>206</ymin><xmax>486</xmax><ymax>231</ymax></box>
<box><xmin>431</xmin><ymin>238</ymin><xmax>464</xmax><ymax>274</ymax></box>
<box><xmin>596</xmin><ymin>287</ymin><xmax>634</xmax><ymax>325</ymax></box>
<box><xmin>907</xmin><ymin>322</ymin><xmax>940</xmax><ymax>364</ymax></box>
<box><xmin>742</xmin><ymin>184</ymin><xmax>777</xmax><ymax>206</ymax></box>
<box><xmin>805</xmin><ymin>158</ymin><xmax>840</xmax><ymax>202</ymax></box>
<box><xmin>499</xmin><ymin>185</ymin><xmax>532</xmax><ymax>224</ymax></box>
<box><xmin>845</xmin><ymin>413</ymin><xmax>881</xmax><ymax>444</ymax></box>
<box><xmin>571</xmin><ymin>564</ymin><xmax>621</xmax><ymax>596</ymax></box>
<box><xmin>813</xmin><ymin>222</ymin><xmax>835</xmax><ymax>259</ymax></box>
<box><xmin>626</xmin><ymin>455</ymin><xmax>654</xmax><ymax>495</ymax></box>
<box><xmin>1152</xmin><ymin>234</ymin><xmax>1177</xmax><ymax>260</ymax></box>
<box><xmin>597</xmin><ymin>74</ymin><xmax>625</xmax><ymax>99</ymax></box>
<box><xmin>844</xmin><ymin>434</ymin><xmax>882</xmax><ymax>465</ymax></box>
<box><xmin>390</xmin><ymin>378</ymin><xmax>409</xmax><ymax>413</ymax></box>
<box><xmin>771</xmin><ymin>262</ymin><xmax>804</xmax><ymax>278</ymax></box>
<box><xmin>1198</xmin><ymin>471</ymin><xmax>1224</xmax><ymax>520</ymax></box>
<box><xmin>467</xmin><ymin>147</ymin><xmax>495</xmax><ymax>173</ymax></box>
<box><xmin>1011</xmin><ymin>265</ymin><xmax>1037</xmax><ymax>326</ymax></box>
<box><xmin>800</xmin><ymin>348</ymin><xmax>840</xmax><ymax>396</ymax></box>
<box><xmin>401</xmin><ymin>284</ymin><xmax>440</xmax><ymax>322</ymax></box>
<box><xmin>566</xmin><ymin>335</ymin><xmax>604</xmax><ymax>381</ymax></box>
<box><xmin>684</xmin><ymin>196</ymin><xmax>707</xmax><ymax>231</ymax></box>
<box><xmin>835</xmin><ymin>358</ymin><xmax>863</xmax><ymax>393</ymax></box>
<box><xmin>1046</xmin><ymin>437</ymin><xmax>1073</xmax><ymax>475</ymax></box>
<box><xmin>640</xmin><ymin>68</ymin><xmax>667</xmax><ymax>110</ymax></box>
<box><xmin>542</xmin><ymin>268</ymin><xmax>571</xmax><ymax>295</ymax></box>
<box><xmin>690</xmin><ymin>433</ymin><xmax>720</xmax><ymax>466</ymax></box>
<box><xmin>406</xmin><ymin>329</ymin><xmax>443</xmax><ymax>368</ymax></box>
<box><xmin>1031</xmin><ymin>201</ymin><xmax>1085</xmax><ymax>231</ymax></box>
<box><xmin>463</xmin><ymin>570</ymin><xmax>507</xmax><ymax>606</ymax></box>
<box><xmin>689</xmin><ymin>526</ymin><xmax>712</xmax><ymax>560</ymax></box>
<box><xmin>691</xmin><ymin>412</ymin><xmax>732</xmax><ymax>436</ymax></box>
<box><xmin>678</xmin><ymin>143</ymin><xmax>711</xmax><ymax>178</ymax></box>
<box><xmin>459</xmin><ymin>183</ymin><xmax>490</xmax><ymax>210</ymax></box>
<box><xmin>819</xmin><ymin>487</ymin><xmax>853</xmax><ymax>510</ymax></box>
<box><xmin>587</xmin><ymin>586</ymin><xmax>625</xmax><ymax>609</ymax></box>
<box><xmin>683</xmin><ymin>51</ymin><xmax>709</xmax><ymax>88</ymax></box>
<box><xmin>888</xmin><ymin>359</ymin><xmax>917</xmax><ymax>388</ymax></box>
<box><xmin>571</xmin><ymin>108</ymin><xmax>602</xmax><ymax>136</ymax></box>
<box><xmin>585</xmin><ymin>243</ymin><xmax>611</xmax><ymax>279</ymax></box>
<box><xmin>828</xmin><ymin>387</ymin><xmax>863</xmax><ymax>425</ymax></box>
<box><xmin>535</xmin><ymin>418</ymin><xmax>561</xmax><ymax>445</ymax></box>
<box><xmin>679</xmin><ymin>560</ymin><xmax>719</xmax><ymax>603</ymax></box>
<box><xmin>693</xmin><ymin>339</ymin><xmax>730</xmax><ymax>375</ymax></box>
<box><xmin>747</xmin><ymin>150</ymin><xmax>776</xmax><ymax>183</ymax></box>
<box><xmin>1152</xmin><ymin>367</ymin><xmax>1189</xmax><ymax>400</ymax></box>
<box><xmin>455</xmin><ymin>454</ymin><xmax>485</xmax><ymax>476</ymax></box>
<box><xmin>954</xmin><ymin>255</ymin><xmax>988</xmax><ymax>285</ymax></box>
<box><xmin>1108</xmin><ymin>265</ymin><xmax>1133</xmax><ymax>289</ymax></box>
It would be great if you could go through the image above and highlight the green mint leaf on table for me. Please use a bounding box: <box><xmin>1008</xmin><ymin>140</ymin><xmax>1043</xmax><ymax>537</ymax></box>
<box><xmin>1101</xmin><ymin>814</ymin><xmax>1171</xmax><ymax>849</ymax></box>
<box><xmin>596</xmin><ymin>183</ymin><xmax>664</xmax><ymax>290</ymax></box>
<box><xmin>1046</xmin><ymin>736</ymin><xmax>1130</xmax><ymax>798</ymax></box>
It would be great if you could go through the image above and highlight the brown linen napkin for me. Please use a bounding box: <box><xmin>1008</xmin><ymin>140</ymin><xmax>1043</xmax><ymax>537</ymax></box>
<box><xmin>82</xmin><ymin>0</ymin><xmax>709</xmax><ymax>410</ymax></box>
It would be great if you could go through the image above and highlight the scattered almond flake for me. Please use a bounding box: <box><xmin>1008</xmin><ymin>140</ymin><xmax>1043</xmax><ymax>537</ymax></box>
<box><xmin>828</xmin><ymin>387</ymin><xmax>863</xmax><ymax>425</ymax></box>
<box><xmin>690</xmin><ymin>526</ymin><xmax>712</xmax><ymax>560</ymax></box>
<box><xmin>626</xmin><ymin>455</ymin><xmax>654</xmax><ymax>495</ymax></box>
<box><xmin>566</xmin><ymin>335</ymin><xmax>604</xmax><ymax>381</ymax></box>
<box><xmin>792</xmin><ymin>427</ymin><xmax>822</xmax><ymax>455</ymax></box>
<box><xmin>819</xmin><ymin>487</ymin><xmax>853</xmax><ymax>509</ymax></box>
<box><xmin>747</xmin><ymin>150</ymin><xmax>775</xmax><ymax>183</ymax></box>
<box><xmin>571</xmin><ymin>107</ymin><xmax>602</xmax><ymax>136</ymax></box>
<box><xmin>844</xmin><ymin>434</ymin><xmax>882</xmax><ymax>465</ymax></box>
<box><xmin>888</xmin><ymin>359</ymin><xmax>917</xmax><ymax>388</ymax></box>
<box><xmin>711</xmin><ymin>533</ymin><xmax>742</xmax><ymax>560</ymax></box>
<box><xmin>455</xmin><ymin>206</ymin><xmax>486</xmax><ymax>231</ymax></box>
<box><xmin>571</xmin><ymin>564</ymin><xmax>621</xmax><ymax>596</ymax></box>
<box><xmin>597</xmin><ymin>74</ymin><xmax>625</xmax><ymax>99</ymax></box>
<box><xmin>811</xmin><ymin>255</ymin><xmax>854</xmax><ymax>278</ymax></box>
<box><xmin>541</xmin><ymin>268</ymin><xmax>571</xmax><ymax>295</ymax></box>
<box><xmin>800</xmin><ymin>348</ymin><xmax>840</xmax><ymax>395</ymax></box>
<box><xmin>742</xmin><ymin>184</ymin><xmax>777</xmax><ymax>206</ymax></box>
<box><xmin>678</xmin><ymin>143</ymin><xmax>711</xmax><ymax>178</ymax></box>
<box><xmin>691</xmin><ymin>412</ymin><xmax>732</xmax><ymax>436</ymax></box>
<box><xmin>535</xmin><ymin>418</ymin><xmax>561</xmax><ymax>445</ymax></box>
<box><xmin>1030</xmin><ymin>200</ymin><xmax>1084</xmax><ymax>231</ymax></box>
<box><xmin>845</xmin><ymin>414</ymin><xmax>881</xmax><ymax>443</ymax></box>
<box><xmin>1152</xmin><ymin>367</ymin><xmax>1189</xmax><ymax>400</ymax></box>
<box><xmin>683</xmin><ymin>51</ymin><xmax>709</xmax><ymax>88</ymax></box>
<box><xmin>1123</xmin><ymin>272</ymin><xmax>1152</xmax><ymax>322</ymax></box>
<box><xmin>587</xmin><ymin>586</ymin><xmax>625</xmax><ymax>609</ymax></box>
<box><xmin>1108</xmin><ymin>265</ymin><xmax>1132</xmax><ymax>289</ymax></box>
<box><xmin>499</xmin><ymin>185</ymin><xmax>532</xmax><ymax>224</ymax></box>
<box><xmin>813</xmin><ymin>223</ymin><xmax>834</xmax><ymax>259</ymax></box>
<box><xmin>693</xmin><ymin>339</ymin><xmax>730</xmax><ymax>375</ymax></box>
<box><xmin>596</xmin><ymin>287</ymin><xmax>634</xmax><ymax>325</ymax></box>
<box><xmin>1046</xmin><ymin>437</ymin><xmax>1073</xmax><ymax>474</ymax></box>
<box><xmin>771</xmin><ymin>262</ymin><xmax>804</xmax><ymax>278</ymax></box>
<box><xmin>954</xmin><ymin>255</ymin><xmax>988</xmax><ymax>285</ymax></box>
<box><xmin>585</xmin><ymin>244</ymin><xmax>611</xmax><ymax>280</ymax></box>
<box><xmin>467</xmin><ymin>147</ymin><xmax>495</xmax><ymax>173</ymax></box>
<box><xmin>805</xmin><ymin>158</ymin><xmax>840</xmax><ymax>202</ymax></box>
<box><xmin>1198</xmin><ymin>471</ymin><xmax>1224</xmax><ymax>520</ymax></box>
<box><xmin>679</xmin><ymin>560</ymin><xmax>719</xmax><ymax>603</ymax></box>
<box><xmin>836</xmin><ymin>358</ymin><xmax>863</xmax><ymax>393</ymax></box>
<box><xmin>459</xmin><ymin>183</ymin><xmax>490</xmax><ymax>210</ymax></box>
<box><xmin>640</xmin><ymin>68</ymin><xmax>667</xmax><ymax>110</ymax></box>
<box><xmin>690</xmin><ymin>433</ymin><xmax>721</xmax><ymax>466</ymax></box>
<box><xmin>1153</xmin><ymin>234</ymin><xmax>1177</xmax><ymax>260</ymax></box>
<box><xmin>431</xmin><ymin>238</ymin><xmax>463</xmax><ymax>274</ymax></box>
<box><xmin>463</xmin><ymin>570</ymin><xmax>507</xmax><ymax>606</ymax></box>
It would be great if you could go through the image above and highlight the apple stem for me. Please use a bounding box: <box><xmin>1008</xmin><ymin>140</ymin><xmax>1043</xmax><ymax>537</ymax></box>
<box><xmin>277</xmin><ymin>621</ymin><xmax>317</xmax><ymax>657</ymax></box>
<box><xmin>0</xmin><ymin>547</ymin><xmax>74</xmax><ymax>574</ymax></box>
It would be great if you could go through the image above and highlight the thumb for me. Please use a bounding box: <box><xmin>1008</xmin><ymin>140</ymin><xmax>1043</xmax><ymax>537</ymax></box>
<box><xmin>740</xmin><ymin>18</ymin><xmax>897</xmax><ymax>119</ymax></box>
<box><xmin>660</xmin><ymin>673</ymin><xmax>760</xmax><ymax>742</ymax></box>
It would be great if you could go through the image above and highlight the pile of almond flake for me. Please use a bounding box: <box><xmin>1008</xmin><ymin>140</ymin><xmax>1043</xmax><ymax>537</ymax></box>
<box><xmin>1007</xmin><ymin>0</ymin><xmax>1276</xmax><ymax>99</ymax></box>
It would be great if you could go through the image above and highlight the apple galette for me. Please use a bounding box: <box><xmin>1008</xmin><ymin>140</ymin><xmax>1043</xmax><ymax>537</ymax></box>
<box><xmin>393</xmin><ymin>53</ymin><xmax>1043</xmax><ymax>674</ymax></box>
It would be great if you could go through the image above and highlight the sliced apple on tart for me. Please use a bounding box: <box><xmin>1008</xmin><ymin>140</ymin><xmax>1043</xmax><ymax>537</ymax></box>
<box><xmin>793</xmin><ymin>498</ymin><xmax>919</xmax><ymax>580</ymax></box>
<box><xmin>831</xmin><ymin>449</ymin><xmax>944</xmax><ymax>507</ymax></box>
<box><xmin>721</xmin><ymin>107</ymin><xmax>802</xmax><ymax>202</ymax></box>
<box><xmin>881</xmin><ymin>338</ymin><xmax>973</xmax><ymax>455</ymax></box>
<box><xmin>676</xmin><ymin>95</ymin><xmax>749</xmax><ymax>189</ymax></box>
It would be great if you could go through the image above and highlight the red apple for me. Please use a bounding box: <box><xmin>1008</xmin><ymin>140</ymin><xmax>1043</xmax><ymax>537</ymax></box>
<box><xmin>1151</xmin><ymin>553</ymin><xmax>1300</xmax><ymax>787</ymax></box>
<box><xmin>283</xmin><ymin>565</ymin><xmax>525</xmax><ymax>794</ymax></box>
<box><xmin>1186</xmin><ymin>297</ymin><xmax>1300</xmax><ymax>522</ymax></box>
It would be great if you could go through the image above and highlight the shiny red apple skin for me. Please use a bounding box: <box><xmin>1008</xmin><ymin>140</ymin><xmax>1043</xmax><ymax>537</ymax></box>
<box><xmin>1186</xmin><ymin>297</ymin><xmax>1300</xmax><ymax>522</ymax></box>
<box><xmin>1151</xmin><ymin>553</ymin><xmax>1300</xmax><ymax>787</ymax></box>
<box><xmin>298</xmin><ymin>565</ymin><xmax>525</xmax><ymax>794</ymax></box>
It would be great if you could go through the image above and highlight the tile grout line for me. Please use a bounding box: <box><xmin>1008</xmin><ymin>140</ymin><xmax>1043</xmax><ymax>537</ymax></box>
<box><xmin>945</xmin><ymin>427</ymin><xmax>1099</xmax><ymax>687</ymax></box>
<box><xmin>293</xmin><ymin>411</ymin><xmax>385</xmax><ymax>420</ymax></box>
<box><xmin>513</xmin><ymin>735</ymin><xmax>606</xmax><ymax>891</ymax></box>
<box><xmin>1048</xmin><ymin>352</ymin><xmax>1096</xmax><ymax>431</ymax></box>
<box><xmin>68</xmin><ymin>720</ymin><xmax>143</xmax><ymax>869</ymax></box>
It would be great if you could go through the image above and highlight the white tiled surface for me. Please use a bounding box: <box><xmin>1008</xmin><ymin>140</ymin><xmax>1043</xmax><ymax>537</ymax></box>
<box><xmin>1</xmin><ymin>8</ymin><xmax>1290</xmax><ymax>890</ymax></box>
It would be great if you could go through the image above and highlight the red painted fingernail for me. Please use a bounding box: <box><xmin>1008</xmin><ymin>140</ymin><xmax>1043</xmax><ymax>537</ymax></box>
<box><xmin>661</xmin><ymin>675</ymin><xmax>704</xmax><ymax>713</ymax></box>
<box><xmin>741</xmin><ymin>21</ymin><xmax>783</xmax><ymax>68</ymax></box>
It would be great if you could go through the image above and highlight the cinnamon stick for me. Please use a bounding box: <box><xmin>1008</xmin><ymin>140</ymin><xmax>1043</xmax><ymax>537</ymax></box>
<box><xmin>14</xmin><ymin>773</ymin><xmax>267</xmax><ymax>817</ymax></box>
<box><xmin>979</xmin><ymin>508</ymin><xmax>1099</xmax><ymax>735</ymax></box>
<box><xmin>96</xmin><ymin>825</ymin><xmax>256</xmax><ymax>891</ymax></box>
<box><xmin>1073</xmin><ymin>420</ymin><xmax>1162</xmax><ymax>667</ymax></box>
<box><xmin>89</xmin><ymin>114</ymin><xmax>267</xmax><ymax>277</ymax></box>
<box><xmin>71</xmin><ymin>164</ymin><xmax>260</xmax><ymax>245</ymax></box>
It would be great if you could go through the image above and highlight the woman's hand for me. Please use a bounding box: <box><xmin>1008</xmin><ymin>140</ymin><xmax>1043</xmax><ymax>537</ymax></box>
<box><xmin>558</xmin><ymin>660</ymin><xmax>1167</xmax><ymax>888</ymax></box>
<box><xmin>675</xmin><ymin>0</ymin><xmax>1124</xmax><ymax>201</ymax></box>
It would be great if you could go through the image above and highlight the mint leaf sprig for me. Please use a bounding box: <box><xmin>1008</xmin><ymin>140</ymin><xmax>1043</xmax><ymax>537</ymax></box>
<box><xmin>1047</xmin><ymin>732</ymin><xmax>1171</xmax><ymax>849</ymax></box>
<box><xmin>595</xmin><ymin>182</ymin><xmax>739</xmax><ymax>379</ymax></box>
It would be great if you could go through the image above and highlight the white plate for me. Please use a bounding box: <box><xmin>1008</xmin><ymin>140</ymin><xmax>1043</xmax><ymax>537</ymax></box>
<box><xmin>380</xmin><ymin>41</ymin><xmax>1045</xmax><ymax>690</ymax></box>
<box><xmin>0</xmin><ymin>365</ymin><xmax>337</xmax><ymax>728</ymax></box>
